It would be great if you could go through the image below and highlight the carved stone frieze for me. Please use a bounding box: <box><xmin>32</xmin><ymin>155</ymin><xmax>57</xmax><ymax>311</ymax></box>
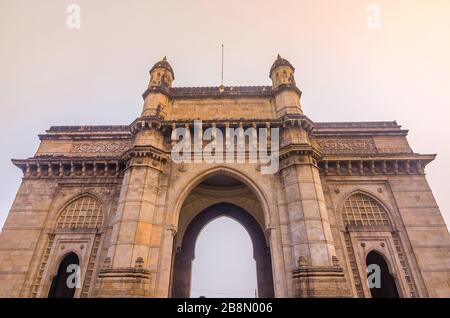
<box><xmin>72</xmin><ymin>142</ymin><xmax>131</xmax><ymax>154</ymax></box>
<box><xmin>315</xmin><ymin>137</ymin><xmax>376</xmax><ymax>154</ymax></box>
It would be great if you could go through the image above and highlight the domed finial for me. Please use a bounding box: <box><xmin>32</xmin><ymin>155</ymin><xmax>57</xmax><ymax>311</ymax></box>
<box><xmin>269</xmin><ymin>54</ymin><xmax>295</xmax><ymax>79</ymax></box>
<box><xmin>150</xmin><ymin>56</ymin><xmax>173</xmax><ymax>76</ymax></box>
<box><xmin>269</xmin><ymin>54</ymin><xmax>296</xmax><ymax>89</ymax></box>
<box><xmin>148</xmin><ymin>56</ymin><xmax>175</xmax><ymax>88</ymax></box>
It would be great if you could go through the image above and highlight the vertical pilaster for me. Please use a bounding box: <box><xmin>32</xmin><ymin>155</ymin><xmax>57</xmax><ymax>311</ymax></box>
<box><xmin>94</xmin><ymin>157</ymin><xmax>163</xmax><ymax>297</ymax></box>
<box><xmin>95</xmin><ymin>120</ymin><xmax>168</xmax><ymax>297</ymax></box>
<box><xmin>279</xmin><ymin>136</ymin><xmax>351</xmax><ymax>296</ymax></box>
<box><xmin>280</xmin><ymin>154</ymin><xmax>335</xmax><ymax>267</ymax></box>
<box><xmin>109</xmin><ymin>158</ymin><xmax>161</xmax><ymax>269</ymax></box>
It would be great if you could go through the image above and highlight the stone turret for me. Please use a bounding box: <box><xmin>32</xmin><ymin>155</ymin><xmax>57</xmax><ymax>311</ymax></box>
<box><xmin>270</xmin><ymin>54</ymin><xmax>296</xmax><ymax>89</ymax></box>
<box><xmin>142</xmin><ymin>57</ymin><xmax>174</xmax><ymax>118</ymax></box>
<box><xmin>270</xmin><ymin>54</ymin><xmax>303</xmax><ymax>117</ymax></box>
<box><xmin>148</xmin><ymin>56</ymin><xmax>174</xmax><ymax>88</ymax></box>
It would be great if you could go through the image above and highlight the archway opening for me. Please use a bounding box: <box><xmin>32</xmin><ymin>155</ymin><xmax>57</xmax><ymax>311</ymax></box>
<box><xmin>172</xmin><ymin>203</ymin><xmax>274</xmax><ymax>298</ymax></box>
<box><xmin>366</xmin><ymin>251</ymin><xmax>399</xmax><ymax>298</ymax></box>
<box><xmin>191</xmin><ymin>216</ymin><xmax>258</xmax><ymax>298</ymax></box>
<box><xmin>48</xmin><ymin>252</ymin><xmax>80</xmax><ymax>298</ymax></box>
<box><xmin>171</xmin><ymin>172</ymin><xmax>274</xmax><ymax>298</ymax></box>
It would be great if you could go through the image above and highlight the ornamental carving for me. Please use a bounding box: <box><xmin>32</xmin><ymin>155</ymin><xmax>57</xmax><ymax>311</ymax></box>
<box><xmin>72</xmin><ymin>142</ymin><xmax>131</xmax><ymax>154</ymax></box>
<box><xmin>315</xmin><ymin>138</ymin><xmax>376</xmax><ymax>154</ymax></box>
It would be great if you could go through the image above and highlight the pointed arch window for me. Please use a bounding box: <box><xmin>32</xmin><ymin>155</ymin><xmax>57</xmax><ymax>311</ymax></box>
<box><xmin>56</xmin><ymin>196</ymin><xmax>102</xmax><ymax>229</ymax></box>
<box><xmin>342</xmin><ymin>193</ymin><xmax>389</xmax><ymax>227</ymax></box>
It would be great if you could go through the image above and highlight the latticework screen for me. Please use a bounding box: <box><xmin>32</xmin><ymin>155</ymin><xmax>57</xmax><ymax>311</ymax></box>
<box><xmin>56</xmin><ymin>196</ymin><xmax>102</xmax><ymax>229</ymax></box>
<box><xmin>342</xmin><ymin>193</ymin><xmax>389</xmax><ymax>226</ymax></box>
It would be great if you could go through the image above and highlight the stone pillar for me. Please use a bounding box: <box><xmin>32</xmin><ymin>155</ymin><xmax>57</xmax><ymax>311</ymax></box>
<box><xmin>269</xmin><ymin>55</ymin><xmax>350</xmax><ymax>297</ymax></box>
<box><xmin>171</xmin><ymin>247</ymin><xmax>192</xmax><ymax>298</ymax></box>
<box><xmin>279</xmin><ymin>123</ymin><xmax>351</xmax><ymax>297</ymax></box>
<box><xmin>95</xmin><ymin>124</ymin><xmax>167</xmax><ymax>297</ymax></box>
<box><xmin>95</xmin><ymin>57</ymin><xmax>174</xmax><ymax>297</ymax></box>
<box><xmin>254</xmin><ymin>247</ymin><xmax>275</xmax><ymax>298</ymax></box>
<box><xmin>154</xmin><ymin>225</ymin><xmax>177</xmax><ymax>297</ymax></box>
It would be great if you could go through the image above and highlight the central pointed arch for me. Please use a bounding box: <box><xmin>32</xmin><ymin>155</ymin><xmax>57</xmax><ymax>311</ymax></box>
<box><xmin>167</xmin><ymin>167</ymin><xmax>278</xmax><ymax>298</ymax></box>
<box><xmin>170</xmin><ymin>166</ymin><xmax>273</xmax><ymax>229</ymax></box>
<box><xmin>171</xmin><ymin>202</ymin><xmax>274</xmax><ymax>298</ymax></box>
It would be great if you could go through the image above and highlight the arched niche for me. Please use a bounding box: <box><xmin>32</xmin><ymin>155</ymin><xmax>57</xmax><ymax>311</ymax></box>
<box><xmin>48</xmin><ymin>252</ymin><xmax>80</xmax><ymax>298</ymax></box>
<box><xmin>366</xmin><ymin>250</ymin><xmax>399</xmax><ymax>298</ymax></box>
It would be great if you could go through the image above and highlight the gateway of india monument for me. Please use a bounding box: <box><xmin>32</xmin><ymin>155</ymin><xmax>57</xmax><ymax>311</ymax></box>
<box><xmin>0</xmin><ymin>55</ymin><xmax>449</xmax><ymax>298</ymax></box>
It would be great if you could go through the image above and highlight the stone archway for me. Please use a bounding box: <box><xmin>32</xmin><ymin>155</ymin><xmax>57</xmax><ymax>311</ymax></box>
<box><xmin>171</xmin><ymin>202</ymin><xmax>275</xmax><ymax>298</ymax></box>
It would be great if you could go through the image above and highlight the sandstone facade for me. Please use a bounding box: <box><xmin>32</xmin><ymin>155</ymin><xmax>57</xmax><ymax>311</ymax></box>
<box><xmin>0</xmin><ymin>55</ymin><xmax>449</xmax><ymax>298</ymax></box>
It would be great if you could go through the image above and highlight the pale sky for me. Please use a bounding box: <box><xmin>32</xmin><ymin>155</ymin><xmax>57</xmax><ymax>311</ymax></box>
<box><xmin>191</xmin><ymin>217</ymin><xmax>257</xmax><ymax>298</ymax></box>
<box><xmin>1</xmin><ymin>0</ymin><xmax>449</xmax><ymax>297</ymax></box>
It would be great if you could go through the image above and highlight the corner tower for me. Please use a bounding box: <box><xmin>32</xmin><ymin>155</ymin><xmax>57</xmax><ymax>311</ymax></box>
<box><xmin>270</xmin><ymin>54</ymin><xmax>303</xmax><ymax>117</ymax></box>
<box><xmin>142</xmin><ymin>56</ymin><xmax>174</xmax><ymax>118</ymax></box>
<box><xmin>94</xmin><ymin>58</ymin><xmax>172</xmax><ymax>297</ymax></box>
<box><xmin>273</xmin><ymin>54</ymin><xmax>352</xmax><ymax>297</ymax></box>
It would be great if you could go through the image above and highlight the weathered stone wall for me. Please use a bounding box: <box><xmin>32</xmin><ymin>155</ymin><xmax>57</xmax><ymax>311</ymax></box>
<box><xmin>0</xmin><ymin>167</ymin><xmax>123</xmax><ymax>298</ymax></box>
<box><xmin>168</xmin><ymin>97</ymin><xmax>276</xmax><ymax>121</ymax></box>
<box><xmin>388</xmin><ymin>175</ymin><xmax>450</xmax><ymax>297</ymax></box>
<box><xmin>0</xmin><ymin>179</ymin><xmax>58</xmax><ymax>297</ymax></box>
<box><xmin>35</xmin><ymin>126</ymin><xmax>133</xmax><ymax>157</ymax></box>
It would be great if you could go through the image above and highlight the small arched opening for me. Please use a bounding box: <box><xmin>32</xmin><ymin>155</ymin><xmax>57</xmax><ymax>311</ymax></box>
<box><xmin>48</xmin><ymin>252</ymin><xmax>80</xmax><ymax>298</ymax></box>
<box><xmin>366</xmin><ymin>251</ymin><xmax>399</xmax><ymax>298</ymax></box>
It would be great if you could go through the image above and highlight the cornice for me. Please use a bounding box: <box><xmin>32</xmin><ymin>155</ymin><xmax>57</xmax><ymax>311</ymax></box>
<box><xmin>143</xmin><ymin>85</ymin><xmax>274</xmax><ymax>100</ymax></box>
<box><xmin>318</xmin><ymin>154</ymin><xmax>435</xmax><ymax>176</ymax></box>
<box><xmin>142</xmin><ymin>86</ymin><xmax>171</xmax><ymax>99</ymax></box>
<box><xmin>122</xmin><ymin>145</ymin><xmax>169</xmax><ymax>162</ymax></box>
<box><xmin>313</xmin><ymin>121</ymin><xmax>408</xmax><ymax>137</ymax></box>
<box><xmin>279</xmin><ymin>144</ymin><xmax>322</xmax><ymax>161</ymax></box>
<box><xmin>272</xmin><ymin>84</ymin><xmax>302</xmax><ymax>97</ymax></box>
<box><xmin>12</xmin><ymin>157</ymin><xmax>126</xmax><ymax>179</ymax></box>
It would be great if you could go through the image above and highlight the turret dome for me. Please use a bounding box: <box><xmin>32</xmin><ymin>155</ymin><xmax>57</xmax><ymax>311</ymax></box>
<box><xmin>269</xmin><ymin>54</ymin><xmax>295</xmax><ymax>78</ymax></box>
<box><xmin>150</xmin><ymin>56</ymin><xmax>175</xmax><ymax>80</ymax></box>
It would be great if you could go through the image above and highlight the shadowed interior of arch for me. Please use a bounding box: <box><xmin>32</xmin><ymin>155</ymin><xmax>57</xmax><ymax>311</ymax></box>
<box><xmin>48</xmin><ymin>252</ymin><xmax>79</xmax><ymax>298</ymax></box>
<box><xmin>366</xmin><ymin>250</ymin><xmax>399</xmax><ymax>298</ymax></box>
<box><xmin>191</xmin><ymin>216</ymin><xmax>258</xmax><ymax>298</ymax></box>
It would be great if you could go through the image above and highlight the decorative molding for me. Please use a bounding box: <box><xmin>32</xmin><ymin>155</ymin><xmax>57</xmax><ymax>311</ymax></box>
<box><xmin>12</xmin><ymin>158</ymin><xmax>126</xmax><ymax>179</ymax></box>
<box><xmin>72</xmin><ymin>142</ymin><xmax>131</xmax><ymax>154</ymax></box>
<box><xmin>318</xmin><ymin>158</ymin><xmax>427</xmax><ymax>176</ymax></box>
<box><xmin>315</xmin><ymin>121</ymin><xmax>400</xmax><ymax>129</ymax></box>
<box><xmin>315</xmin><ymin>137</ymin><xmax>376</xmax><ymax>155</ymax></box>
<box><xmin>48</xmin><ymin>125</ymin><xmax>130</xmax><ymax>133</ymax></box>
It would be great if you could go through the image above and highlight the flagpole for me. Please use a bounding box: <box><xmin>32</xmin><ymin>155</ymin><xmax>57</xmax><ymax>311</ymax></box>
<box><xmin>221</xmin><ymin>44</ymin><xmax>224</xmax><ymax>86</ymax></box>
